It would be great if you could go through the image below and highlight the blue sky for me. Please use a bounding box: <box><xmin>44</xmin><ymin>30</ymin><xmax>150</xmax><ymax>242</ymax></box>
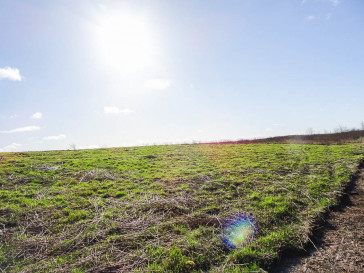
<box><xmin>1</xmin><ymin>0</ymin><xmax>364</xmax><ymax>152</ymax></box>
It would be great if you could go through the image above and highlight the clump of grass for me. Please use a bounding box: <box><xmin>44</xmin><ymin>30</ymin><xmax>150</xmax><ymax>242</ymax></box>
<box><xmin>114</xmin><ymin>190</ymin><xmax>128</xmax><ymax>198</ymax></box>
<box><xmin>64</xmin><ymin>209</ymin><xmax>88</xmax><ymax>223</ymax></box>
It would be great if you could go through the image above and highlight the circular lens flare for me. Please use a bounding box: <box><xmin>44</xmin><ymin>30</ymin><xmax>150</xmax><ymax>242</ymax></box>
<box><xmin>223</xmin><ymin>215</ymin><xmax>257</xmax><ymax>248</ymax></box>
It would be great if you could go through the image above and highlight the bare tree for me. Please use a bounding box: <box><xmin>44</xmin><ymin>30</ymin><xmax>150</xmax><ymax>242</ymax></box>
<box><xmin>306</xmin><ymin>127</ymin><xmax>314</xmax><ymax>135</ymax></box>
<box><xmin>334</xmin><ymin>125</ymin><xmax>348</xmax><ymax>133</ymax></box>
<box><xmin>70</xmin><ymin>144</ymin><xmax>77</xmax><ymax>150</ymax></box>
<box><xmin>361</xmin><ymin>121</ymin><xmax>364</xmax><ymax>130</ymax></box>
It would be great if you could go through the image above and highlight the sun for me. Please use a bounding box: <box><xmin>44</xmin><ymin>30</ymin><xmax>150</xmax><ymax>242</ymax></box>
<box><xmin>94</xmin><ymin>11</ymin><xmax>156</xmax><ymax>73</ymax></box>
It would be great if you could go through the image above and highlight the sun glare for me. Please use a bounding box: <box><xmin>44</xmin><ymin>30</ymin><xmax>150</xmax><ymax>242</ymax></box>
<box><xmin>94</xmin><ymin>11</ymin><xmax>156</xmax><ymax>72</ymax></box>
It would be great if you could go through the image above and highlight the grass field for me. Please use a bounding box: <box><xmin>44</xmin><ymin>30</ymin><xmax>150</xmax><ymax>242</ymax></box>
<box><xmin>1</xmin><ymin>143</ymin><xmax>363</xmax><ymax>272</ymax></box>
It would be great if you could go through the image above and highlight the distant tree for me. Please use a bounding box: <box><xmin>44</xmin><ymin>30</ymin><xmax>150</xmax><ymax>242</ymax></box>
<box><xmin>334</xmin><ymin>125</ymin><xmax>349</xmax><ymax>133</ymax></box>
<box><xmin>361</xmin><ymin>121</ymin><xmax>364</xmax><ymax>130</ymax></box>
<box><xmin>70</xmin><ymin>144</ymin><xmax>77</xmax><ymax>150</ymax></box>
<box><xmin>306</xmin><ymin>127</ymin><xmax>314</xmax><ymax>135</ymax></box>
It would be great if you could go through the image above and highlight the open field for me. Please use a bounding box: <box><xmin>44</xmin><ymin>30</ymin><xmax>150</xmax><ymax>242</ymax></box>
<box><xmin>1</xmin><ymin>144</ymin><xmax>364</xmax><ymax>272</ymax></box>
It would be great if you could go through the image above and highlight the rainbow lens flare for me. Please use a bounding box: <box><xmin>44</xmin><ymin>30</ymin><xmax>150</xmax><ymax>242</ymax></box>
<box><xmin>222</xmin><ymin>215</ymin><xmax>257</xmax><ymax>248</ymax></box>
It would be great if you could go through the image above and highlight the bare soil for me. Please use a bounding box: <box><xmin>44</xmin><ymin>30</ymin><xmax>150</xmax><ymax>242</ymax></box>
<box><xmin>272</xmin><ymin>169</ymin><xmax>364</xmax><ymax>273</ymax></box>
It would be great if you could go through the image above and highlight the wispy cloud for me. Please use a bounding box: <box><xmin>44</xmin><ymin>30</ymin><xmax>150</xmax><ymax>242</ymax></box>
<box><xmin>0</xmin><ymin>126</ymin><xmax>40</xmax><ymax>133</ymax></box>
<box><xmin>43</xmin><ymin>134</ymin><xmax>66</xmax><ymax>140</ymax></box>
<box><xmin>104</xmin><ymin>106</ymin><xmax>132</xmax><ymax>114</ymax></box>
<box><xmin>328</xmin><ymin>0</ymin><xmax>341</xmax><ymax>6</ymax></box>
<box><xmin>304</xmin><ymin>0</ymin><xmax>341</xmax><ymax>6</ymax></box>
<box><xmin>30</xmin><ymin>112</ymin><xmax>42</xmax><ymax>119</ymax></box>
<box><xmin>0</xmin><ymin>143</ymin><xmax>22</xmax><ymax>152</ymax></box>
<box><xmin>0</xmin><ymin>67</ymin><xmax>22</xmax><ymax>81</ymax></box>
<box><xmin>306</xmin><ymin>15</ymin><xmax>315</xmax><ymax>21</ymax></box>
<box><xmin>1</xmin><ymin>114</ymin><xmax>19</xmax><ymax>120</ymax></box>
<box><xmin>143</xmin><ymin>79</ymin><xmax>171</xmax><ymax>90</ymax></box>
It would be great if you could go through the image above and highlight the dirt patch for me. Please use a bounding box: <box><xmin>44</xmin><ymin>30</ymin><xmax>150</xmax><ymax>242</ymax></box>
<box><xmin>272</xmin><ymin>169</ymin><xmax>364</xmax><ymax>273</ymax></box>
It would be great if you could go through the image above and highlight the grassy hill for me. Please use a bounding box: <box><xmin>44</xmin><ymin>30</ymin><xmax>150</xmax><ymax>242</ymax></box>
<box><xmin>208</xmin><ymin>129</ymin><xmax>364</xmax><ymax>145</ymax></box>
<box><xmin>1</xmin><ymin>143</ymin><xmax>364</xmax><ymax>272</ymax></box>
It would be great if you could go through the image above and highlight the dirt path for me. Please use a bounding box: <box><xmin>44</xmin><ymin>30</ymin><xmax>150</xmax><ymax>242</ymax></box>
<box><xmin>272</xmin><ymin>169</ymin><xmax>364</xmax><ymax>273</ymax></box>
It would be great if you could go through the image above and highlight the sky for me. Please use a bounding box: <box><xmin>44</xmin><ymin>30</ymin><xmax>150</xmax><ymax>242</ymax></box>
<box><xmin>1</xmin><ymin>0</ymin><xmax>364</xmax><ymax>152</ymax></box>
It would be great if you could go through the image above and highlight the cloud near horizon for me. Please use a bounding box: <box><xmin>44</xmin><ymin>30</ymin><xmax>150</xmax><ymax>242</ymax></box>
<box><xmin>0</xmin><ymin>126</ymin><xmax>40</xmax><ymax>133</ymax></box>
<box><xmin>0</xmin><ymin>143</ymin><xmax>22</xmax><ymax>152</ymax></box>
<box><xmin>43</xmin><ymin>134</ymin><xmax>67</xmax><ymax>140</ymax></box>
<box><xmin>0</xmin><ymin>67</ymin><xmax>22</xmax><ymax>81</ymax></box>
<box><xmin>104</xmin><ymin>106</ymin><xmax>132</xmax><ymax>114</ymax></box>
<box><xmin>143</xmin><ymin>79</ymin><xmax>171</xmax><ymax>90</ymax></box>
<box><xmin>30</xmin><ymin>112</ymin><xmax>42</xmax><ymax>119</ymax></box>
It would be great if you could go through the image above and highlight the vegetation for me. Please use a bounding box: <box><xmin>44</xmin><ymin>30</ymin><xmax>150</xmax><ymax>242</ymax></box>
<box><xmin>207</xmin><ymin>129</ymin><xmax>364</xmax><ymax>145</ymax></box>
<box><xmin>1</xmin><ymin>143</ymin><xmax>363</xmax><ymax>272</ymax></box>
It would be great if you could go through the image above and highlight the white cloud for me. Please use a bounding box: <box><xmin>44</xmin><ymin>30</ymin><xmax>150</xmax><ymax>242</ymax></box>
<box><xmin>328</xmin><ymin>0</ymin><xmax>341</xmax><ymax>6</ymax></box>
<box><xmin>43</xmin><ymin>134</ymin><xmax>66</xmax><ymax>140</ymax></box>
<box><xmin>143</xmin><ymin>79</ymin><xmax>171</xmax><ymax>90</ymax></box>
<box><xmin>305</xmin><ymin>0</ymin><xmax>341</xmax><ymax>7</ymax></box>
<box><xmin>1</xmin><ymin>114</ymin><xmax>19</xmax><ymax>119</ymax></box>
<box><xmin>30</xmin><ymin>112</ymin><xmax>42</xmax><ymax>119</ymax></box>
<box><xmin>0</xmin><ymin>67</ymin><xmax>22</xmax><ymax>81</ymax></box>
<box><xmin>104</xmin><ymin>106</ymin><xmax>132</xmax><ymax>114</ymax></box>
<box><xmin>0</xmin><ymin>143</ymin><xmax>22</xmax><ymax>152</ymax></box>
<box><xmin>0</xmin><ymin>126</ymin><xmax>40</xmax><ymax>133</ymax></box>
<box><xmin>306</xmin><ymin>15</ymin><xmax>315</xmax><ymax>21</ymax></box>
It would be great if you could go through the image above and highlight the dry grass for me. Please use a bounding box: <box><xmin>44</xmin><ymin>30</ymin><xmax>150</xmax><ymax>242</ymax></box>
<box><xmin>272</xmin><ymin>169</ymin><xmax>364</xmax><ymax>273</ymax></box>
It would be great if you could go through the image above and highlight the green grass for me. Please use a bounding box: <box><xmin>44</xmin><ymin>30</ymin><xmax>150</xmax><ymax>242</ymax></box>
<box><xmin>0</xmin><ymin>143</ymin><xmax>363</xmax><ymax>272</ymax></box>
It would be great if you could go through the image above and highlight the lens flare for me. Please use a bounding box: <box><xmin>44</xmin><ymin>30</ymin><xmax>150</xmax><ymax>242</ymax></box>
<box><xmin>222</xmin><ymin>214</ymin><xmax>257</xmax><ymax>249</ymax></box>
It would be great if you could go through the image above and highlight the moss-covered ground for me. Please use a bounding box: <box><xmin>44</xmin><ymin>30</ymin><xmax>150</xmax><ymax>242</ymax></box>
<box><xmin>0</xmin><ymin>143</ymin><xmax>363</xmax><ymax>272</ymax></box>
